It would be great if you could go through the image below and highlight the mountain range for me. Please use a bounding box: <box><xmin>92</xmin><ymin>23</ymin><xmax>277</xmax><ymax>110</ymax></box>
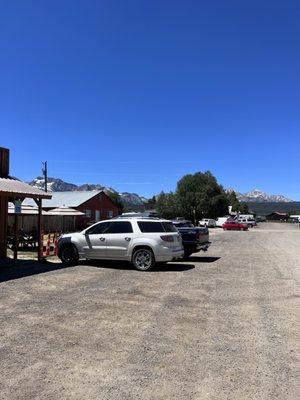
<box><xmin>28</xmin><ymin>177</ymin><xmax>293</xmax><ymax>207</ymax></box>
<box><xmin>28</xmin><ymin>177</ymin><xmax>148</xmax><ymax>208</ymax></box>
<box><xmin>226</xmin><ymin>188</ymin><xmax>293</xmax><ymax>203</ymax></box>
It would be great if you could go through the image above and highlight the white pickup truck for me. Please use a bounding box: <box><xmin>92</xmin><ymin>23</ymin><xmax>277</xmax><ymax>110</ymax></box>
<box><xmin>199</xmin><ymin>219</ymin><xmax>216</xmax><ymax>228</ymax></box>
<box><xmin>215</xmin><ymin>217</ymin><xmax>232</xmax><ymax>227</ymax></box>
<box><xmin>238</xmin><ymin>217</ymin><xmax>257</xmax><ymax>227</ymax></box>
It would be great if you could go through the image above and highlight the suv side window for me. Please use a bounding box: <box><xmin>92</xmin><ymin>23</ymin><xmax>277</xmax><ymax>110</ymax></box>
<box><xmin>137</xmin><ymin>221</ymin><xmax>177</xmax><ymax>233</ymax></box>
<box><xmin>85</xmin><ymin>222</ymin><xmax>111</xmax><ymax>235</ymax></box>
<box><xmin>107</xmin><ymin>221</ymin><xmax>133</xmax><ymax>234</ymax></box>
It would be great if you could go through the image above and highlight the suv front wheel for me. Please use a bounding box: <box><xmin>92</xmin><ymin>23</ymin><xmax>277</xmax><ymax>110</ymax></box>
<box><xmin>132</xmin><ymin>248</ymin><xmax>155</xmax><ymax>271</ymax></box>
<box><xmin>60</xmin><ymin>245</ymin><xmax>79</xmax><ymax>266</ymax></box>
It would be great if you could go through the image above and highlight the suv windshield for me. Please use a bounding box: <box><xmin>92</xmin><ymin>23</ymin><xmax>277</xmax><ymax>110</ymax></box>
<box><xmin>138</xmin><ymin>221</ymin><xmax>177</xmax><ymax>233</ymax></box>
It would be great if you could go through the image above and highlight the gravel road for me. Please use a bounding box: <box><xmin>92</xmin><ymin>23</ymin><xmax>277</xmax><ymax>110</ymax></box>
<box><xmin>0</xmin><ymin>223</ymin><xmax>299</xmax><ymax>400</ymax></box>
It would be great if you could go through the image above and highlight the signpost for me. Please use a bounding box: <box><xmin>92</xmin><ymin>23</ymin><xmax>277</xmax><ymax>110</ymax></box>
<box><xmin>13</xmin><ymin>200</ymin><xmax>22</xmax><ymax>262</ymax></box>
<box><xmin>14</xmin><ymin>200</ymin><xmax>22</xmax><ymax>214</ymax></box>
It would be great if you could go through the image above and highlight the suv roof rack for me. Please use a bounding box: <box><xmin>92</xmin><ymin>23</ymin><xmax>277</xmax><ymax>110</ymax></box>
<box><xmin>113</xmin><ymin>215</ymin><xmax>161</xmax><ymax>220</ymax></box>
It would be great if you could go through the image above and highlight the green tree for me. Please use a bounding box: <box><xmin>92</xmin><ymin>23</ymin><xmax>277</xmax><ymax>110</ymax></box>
<box><xmin>226</xmin><ymin>190</ymin><xmax>240</xmax><ymax>212</ymax></box>
<box><xmin>239</xmin><ymin>203</ymin><xmax>249</xmax><ymax>214</ymax></box>
<box><xmin>144</xmin><ymin>195</ymin><xmax>157</xmax><ymax>210</ymax></box>
<box><xmin>156</xmin><ymin>191</ymin><xmax>180</xmax><ymax>220</ymax></box>
<box><xmin>226</xmin><ymin>190</ymin><xmax>249</xmax><ymax>213</ymax></box>
<box><xmin>176</xmin><ymin>171</ymin><xmax>229</xmax><ymax>222</ymax></box>
<box><xmin>106</xmin><ymin>191</ymin><xmax>124</xmax><ymax>214</ymax></box>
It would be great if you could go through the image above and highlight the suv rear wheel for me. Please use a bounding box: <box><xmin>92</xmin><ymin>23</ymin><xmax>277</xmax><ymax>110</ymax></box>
<box><xmin>60</xmin><ymin>245</ymin><xmax>79</xmax><ymax>266</ymax></box>
<box><xmin>132</xmin><ymin>248</ymin><xmax>155</xmax><ymax>271</ymax></box>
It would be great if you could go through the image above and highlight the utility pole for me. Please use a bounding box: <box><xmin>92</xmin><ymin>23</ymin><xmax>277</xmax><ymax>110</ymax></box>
<box><xmin>42</xmin><ymin>161</ymin><xmax>48</xmax><ymax>192</ymax></box>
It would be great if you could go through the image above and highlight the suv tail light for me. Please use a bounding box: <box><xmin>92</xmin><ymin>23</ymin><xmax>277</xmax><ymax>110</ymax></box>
<box><xmin>160</xmin><ymin>235</ymin><xmax>174</xmax><ymax>242</ymax></box>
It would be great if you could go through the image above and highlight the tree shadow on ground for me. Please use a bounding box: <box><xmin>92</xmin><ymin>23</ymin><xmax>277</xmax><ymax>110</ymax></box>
<box><xmin>0</xmin><ymin>258</ymin><xmax>65</xmax><ymax>283</ymax></box>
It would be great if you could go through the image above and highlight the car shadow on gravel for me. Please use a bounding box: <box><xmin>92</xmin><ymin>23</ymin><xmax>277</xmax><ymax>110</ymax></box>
<box><xmin>83</xmin><ymin>260</ymin><xmax>195</xmax><ymax>272</ymax></box>
<box><xmin>0</xmin><ymin>259</ymin><xmax>195</xmax><ymax>283</ymax></box>
<box><xmin>185</xmin><ymin>256</ymin><xmax>220</xmax><ymax>263</ymax></box>
<box><xmin>155</xmin><ymin>263</ymin><xmax>195</xmax><ymax>272</ymax></box>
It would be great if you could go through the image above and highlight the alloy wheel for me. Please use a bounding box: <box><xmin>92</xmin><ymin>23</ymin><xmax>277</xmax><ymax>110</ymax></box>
<box><xmin>133</xmin><ymin>249</ymin><xmax>153</xmax><ymax>271</ymax></box>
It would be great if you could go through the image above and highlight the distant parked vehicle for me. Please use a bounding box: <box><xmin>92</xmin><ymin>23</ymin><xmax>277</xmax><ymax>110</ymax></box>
<box><xmin>238</xmin><ymin>214</ymin><xmax>255</xmax><ymax>220</ymax></box>
<box><xmin>238</xmin><ymin>218</ymin><xmax>257</xmax><ymax>228</ymax></box>
<box><xmin>256</xmin><ymin>216</ymin><xmax>266</xmax><ymax>223</ymax></box>
<box><xmin>171</xmin><ymin>219</ymin><xmax>211</xmax><ymax>258</ymax></box>
<box><xmin>222</xmin><ymin>221</ymin><xmax>248</xmax><ymax>231</ymax></box>
<box><xmin>199</xmin><ymin>218</ymin><xmax>216</xmax><ymax>228</ymax></box>
<box><xmin>58</xmin><ymin>217</ymin><xmax>184</xmax><ymax>271</ymax></box>
<box><xmin>215</xmin><ymin>217</ymin><xmax>232</xmax><ymax>227</ymax></box>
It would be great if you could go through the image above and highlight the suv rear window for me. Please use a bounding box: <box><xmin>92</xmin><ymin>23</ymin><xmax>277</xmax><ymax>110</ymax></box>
<box><xmin>162</xmin><ymin>222</ymin><xmax>177</xmax><ymax>232</ymax></box>
<box><xmin>138</xmin><ymin>221</ymin><xmax>177</xmax><ymax>233</ymax></box>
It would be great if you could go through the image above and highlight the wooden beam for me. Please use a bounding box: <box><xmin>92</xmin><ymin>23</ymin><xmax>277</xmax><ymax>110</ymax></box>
<box><xmin>0</xmin><ymin>191</ymin><xmax>51</xmax><ymax>200</ymax></box>
<box><xmin>37</xmin><ymin>198</ymin><xmax>43</xmax><ymax>261</ymax></box>
<box><xmin>0</xmin><ymin>195</ymin><xmax>8</xmax><ymax>258</ymax></box>
<box><xmin>0</xmin><ymin>147</ymin><xmax>9</xmax><ymax>178</ymax></box>
<box><xmin>13</xmin><ymin>213</ymin><xmax>18</xmax><ymax>263</ymax></box>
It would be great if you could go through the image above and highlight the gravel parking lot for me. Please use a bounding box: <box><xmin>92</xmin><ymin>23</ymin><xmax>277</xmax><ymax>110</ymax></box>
<box><xmin>0</xmin><ymin>223</ymin><xmax>299</xmax><ymax>400</ymax></box>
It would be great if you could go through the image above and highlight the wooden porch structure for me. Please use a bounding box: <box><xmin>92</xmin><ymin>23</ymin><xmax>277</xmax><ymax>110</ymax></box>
<box><xmin>0</xmin><ymin>147</ymin><xmax>52</xmax><ymax>262</ymax></box>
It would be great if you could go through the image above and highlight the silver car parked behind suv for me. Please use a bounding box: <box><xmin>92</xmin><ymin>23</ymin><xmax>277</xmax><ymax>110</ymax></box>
<box><xmin>57</xmin><ymin>217</ymin><xmax>184</xmax><ymax>271</ymax></box>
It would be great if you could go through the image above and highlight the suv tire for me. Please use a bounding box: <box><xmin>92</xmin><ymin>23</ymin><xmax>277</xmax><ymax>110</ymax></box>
<box><xmin>132</xmin><ymin>248</ymin><xmax>155</xmax><ymax>271</ymax></box>
<box><xmin>60</xmin><ymin>245</ymin><xmax>79</xmax><ymax>266</ymax></box>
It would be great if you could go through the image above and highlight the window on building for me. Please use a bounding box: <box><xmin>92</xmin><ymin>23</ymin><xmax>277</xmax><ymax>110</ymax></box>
<box><xmin>95</xmin><ymin>210</ymin><xmax>101</xmax><ymax>221</ymax></box>
<box><xmin>85</xmin><ymin>209</ymin><xmax>92</xmax><ymax>218</ymax></box>
<box><xmin>107</xmin><ymin>210</ymin><xmax>113</xmax><ymax>219</ymax></box>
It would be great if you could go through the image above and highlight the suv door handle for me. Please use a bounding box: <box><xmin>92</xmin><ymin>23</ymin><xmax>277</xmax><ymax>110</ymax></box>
<box><xmin>99</xmin><ymin>237</ymin><xmax>105</xmax><ymax>241</ymax></box>
<box><xmin>125</xmin><ymin>237</ymin><xmax>131</xmax><ymax>241</ymax></box>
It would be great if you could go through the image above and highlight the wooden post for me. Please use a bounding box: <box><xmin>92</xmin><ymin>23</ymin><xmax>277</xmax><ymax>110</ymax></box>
<box><xmin>0</xmin><ymin>147</ymin><xmax>9</xmax><ymax>178</ymax></box>
<box><xmin>13</xmin><ymin>213</ymin><xmax>18</xmax><ymax>263</ymax></box>
<box><xmin>37</xmin><ymin>198</ymin><xmax>43</xmax><ymax>261</ymax></box>
<box><xmin>0</xmin><ymin>147</ymin><xmax>10</xmax><ymax>258</ymax></box>
<box><xmin>0</xmin><ymin>195</ymin><xmax>8</xmax><ymax>258</ymax></box>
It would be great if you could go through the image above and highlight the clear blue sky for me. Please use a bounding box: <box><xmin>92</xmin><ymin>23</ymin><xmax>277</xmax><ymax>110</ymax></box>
<box><xmin>1</xmin><ymin>0</ymin><xmax>299</xmax><ymax>198</ymax></box>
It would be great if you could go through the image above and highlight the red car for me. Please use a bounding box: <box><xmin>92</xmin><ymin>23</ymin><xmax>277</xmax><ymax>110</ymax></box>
<box><xmin>222</xmin><ymin>221</ymin><xmax>248</xmax><ymax>231</ymax></box>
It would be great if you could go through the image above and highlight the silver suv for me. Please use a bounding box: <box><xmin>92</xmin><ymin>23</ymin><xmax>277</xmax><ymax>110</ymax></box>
<box><xmin>58</xmin><ymin>218</ymin><xmax>184</xmax><ymax>271</ymax></box>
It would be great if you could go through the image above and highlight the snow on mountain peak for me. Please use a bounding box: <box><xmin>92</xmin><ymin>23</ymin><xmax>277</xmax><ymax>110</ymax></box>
<box><xmin>228</xmin><ymin>188</ymin><xmax>293</xmax><ymax>203</ymax></box>
<box><xmin>28</xmin><ymin>177</ymin><xmax>148</xmax><ymax>207</ymax></box>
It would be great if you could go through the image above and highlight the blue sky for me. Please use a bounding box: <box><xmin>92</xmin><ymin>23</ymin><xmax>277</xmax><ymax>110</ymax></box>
<box><xmin>1</xmin><ymin>0</ymin><xmax>299</xmax><ymax>198</ymax></box>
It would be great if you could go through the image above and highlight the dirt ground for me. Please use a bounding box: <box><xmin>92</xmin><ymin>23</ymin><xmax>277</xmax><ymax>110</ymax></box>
<box><xmin>0</xmin><ymin>223</ymin><xmax>299</xmax><ymax>400</ymax></box>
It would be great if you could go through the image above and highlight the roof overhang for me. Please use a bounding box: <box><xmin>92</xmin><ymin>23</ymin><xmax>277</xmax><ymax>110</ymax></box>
<box><xmin>0</xmin><ymin>178</ymin><xmax>52</xmax><ymax>200</ymax></box>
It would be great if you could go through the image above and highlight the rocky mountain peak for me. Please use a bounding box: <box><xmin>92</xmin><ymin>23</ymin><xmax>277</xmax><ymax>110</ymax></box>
<box><xmin>28</xmin><ymin>176</ymin><xmax>148</xmax><ymax>207</ymax></box>
<box><xmin>228</xmin><ymin>188</ymin><xmax>293</xmax><ymax>203</ymax></box>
